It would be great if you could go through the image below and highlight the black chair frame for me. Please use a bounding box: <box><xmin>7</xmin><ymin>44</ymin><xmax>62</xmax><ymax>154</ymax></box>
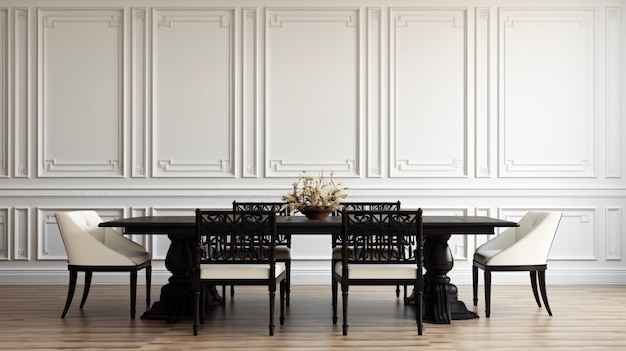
<box><xmin>232</xmin><ymin>201</ymin><xmax>292</xmax><ymax>305</ymax></box>
<box><xmin>472</xmin><ymin>261</ymin><xmax>551</xmax><ymax>318</ymax></box>
<box><xmin>333</xmin><ymin>209</ymin><xmax>424</xmax><ymax>336</ymax></box>
<box><xmin>62</xmin><ymin>262</ymin><xmax>151</xmax><ymax>319</ymax></box>
<box><xmin>193</xmin><ymin>209</ymin><xmax>286</xmax><ymax>336</ymax></box>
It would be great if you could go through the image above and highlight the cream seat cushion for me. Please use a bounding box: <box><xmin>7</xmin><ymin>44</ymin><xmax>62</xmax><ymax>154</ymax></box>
<box><xmin>201</xmin><ymin>262</ymin><xmax>286</xmax><ymax>280</ymax></box>
<box><xmin>334</xmin><ymin>262</ymin><xmax>417</xmax><ymax>280</ymax></box>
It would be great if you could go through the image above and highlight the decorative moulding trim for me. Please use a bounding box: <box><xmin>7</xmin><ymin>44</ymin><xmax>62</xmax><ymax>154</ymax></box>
<box><xmin>268</xmin><ymin>159</ymin><xmax>357</xmax><ymax>176</ymax></box>
<box><xmin>1</xmin><ymin>187</ymin><xmax>626</xmax><ymax>198</ymax></box>
<box><xmin>151</xmin><ymin>8</ymin><xmax>236</xmax><ymax>178</ymax></box>
<box><xmin>498</xmin><ymin>8</ymin><xmax>597</xmax><ymax>178</ymax></box>
<box><xmin>37</xmin><ymin>8</ymin><xmax>126</xmax><ymax>178</ymax></box>
<box><xmin>0</xmin><ymin>9</ymin><xmax>7</xmax><ymax>178</ymax></box>
<box><xmin>13</xmin><ymin>8</ymin><xmax>31</xmax><ymax>178</ymax></box>
<box><xmin>263</xmin><ymin>8</ymin><xmax>363</xmax><ymax>179</ymax></box>
<box><xmin>131</xmin><ymin>7</ymin><xmax>148</xmax><ymax>178</ymax></box>
<box><xmin>242</xmin><ymin>7</ymin><xmax>259</xmax><ymax>178</ymax></box>
<box><xmin>605</xmin><ymin>7</ymin><xmax>621</xmax><ymax>178</ymax></box>
<box><xmin>388</xmin><ymin>8</ymin><xmax>468</xmax><ymax>178</ymax></box>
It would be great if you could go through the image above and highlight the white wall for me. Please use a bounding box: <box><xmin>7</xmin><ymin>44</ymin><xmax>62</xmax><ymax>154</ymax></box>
<box><xmin>0</xmin><ymin>0</ymin><xmax>625</xmax><ymax>285</ymax></box>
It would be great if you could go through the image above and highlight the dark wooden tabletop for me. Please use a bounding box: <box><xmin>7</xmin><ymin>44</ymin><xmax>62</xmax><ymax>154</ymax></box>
<box><xmin>100</xmin><ymin>215</ymin><xmax>518</xmax><ymax>236</ymax></box>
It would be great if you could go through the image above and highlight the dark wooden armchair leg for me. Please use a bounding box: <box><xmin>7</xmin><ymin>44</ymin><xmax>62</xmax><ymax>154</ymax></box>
<box><xmin>530</xmin><ymin>270</ymin><xmax>541</xmax><ymax>307</ymax></box>
<box><xmin>80</xmin><ymin>271</ymin><xmax>93</xmax><ymax>309</ymax></box>
<box><xmin>130</xmin><ymin>270</ymin><xmax>138</xmax><ymax>318</ymax></box>
<box><xmin>538</xmin><ymin>270</ymin><xmax>552</xmax><ymax>316</ymax></box>
<box><xmin>61</xmin><ymin>270</ymin><xmax>78</xmax><ymax>318</ymax></box>
<box><xmin>472</xmin><ymin>264</ymin><xmax>478</xmax><ymax>306</ymax></box>
<box><xmin>484</xmin><ymin>269</ymin><xmax>491</xmax><ymax>318</ymax></box>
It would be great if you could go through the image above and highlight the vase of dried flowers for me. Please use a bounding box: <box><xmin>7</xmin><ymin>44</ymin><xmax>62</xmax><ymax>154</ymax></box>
<box><xmin>282</xmin><ymin>171</ymin><xmax>348</xmax><ymax>219</ymax></box>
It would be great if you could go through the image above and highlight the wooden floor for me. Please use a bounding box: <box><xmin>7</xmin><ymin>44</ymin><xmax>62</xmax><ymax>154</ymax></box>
<box><xmin>1</xmin><ymin>283</ymin><xmax>625</xmax><ymax>350</ymax></box>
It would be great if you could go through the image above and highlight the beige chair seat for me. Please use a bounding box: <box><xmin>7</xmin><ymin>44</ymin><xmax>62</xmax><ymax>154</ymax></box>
<box><xmin>334</xmin><ymin>262</ymin><xmax>417</xmax><ymax>279</ymax></box>
<box><xmin>201</xmin><ymin>262</ymin><xmax>286</xmax><ymax>280</ymax></box>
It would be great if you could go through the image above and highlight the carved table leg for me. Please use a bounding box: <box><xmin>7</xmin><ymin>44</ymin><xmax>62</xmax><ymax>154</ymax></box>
<box><xmin>408</xmin><ymin>233</ymin><xmax>478</xmax><ymax>323</ymax></box>
<box><xmin>141</xmin><ymin>234</ymin><xmax>194</xmax><ymax>322</ymax></box>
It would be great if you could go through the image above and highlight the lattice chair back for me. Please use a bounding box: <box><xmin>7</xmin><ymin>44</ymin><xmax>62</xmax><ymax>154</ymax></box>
<box><xmin>332</xmin><ymin>201</ymin><xmax>401</xmax><ymax>247</ymax></box>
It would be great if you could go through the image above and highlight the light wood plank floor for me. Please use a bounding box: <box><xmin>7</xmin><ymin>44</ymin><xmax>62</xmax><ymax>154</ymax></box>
<box><xmin>1</xmin><ymin>284</ymin><xmax>625</xmax><ymax>350</ymax></box>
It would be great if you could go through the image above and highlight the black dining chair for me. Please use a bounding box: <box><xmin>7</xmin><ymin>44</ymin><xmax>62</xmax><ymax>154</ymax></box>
<box><xmin>331</xmin><ymin>202</ymin><xmax>404</xmax><ymax>298</ymax></box>
<box><xmin>232</xmin><ymin>201</ymin><xmax>292</xmax><ymax>305</ymax></box>
<box><xmin>193</xmin><ymin>209</ymin><xmax>286</xmax><ymax>336</ymax></box>
<box><xmin>333</xmin><ymin>209</ymin><xmax>424</xmax><ymax>335</ymax></box>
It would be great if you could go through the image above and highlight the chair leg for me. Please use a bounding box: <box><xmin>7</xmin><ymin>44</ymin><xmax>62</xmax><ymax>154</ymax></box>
<box><xmin>200</xmin><ymin>285</ymin><xmax>206</xmax><ymax>324</ymax></box>
<box><xmin>285</xmin><ymin>260</ymin><xmax>291</xmax><ymax>307</ymax></box>
<box><xmin>146</xmin><ymin>265</ymin><xmax>152</xmax><ymax>307</ymax></box>
<box><xmin>538</xmin><ymin>270</ymin><xmax>553</xmax><ymax>316</ymax></box>
<box><xmin>396</xmin><ymin>284</ymin><xmax>400</xmax><ymax>297</ymax></box>
<box><xmin>279</xmin><ymin>281</ymin><xmax>285</xmax><ymax>325</ymax></box>
<box><xmin>61</xmin><ymin>270</ymin><xmax>78</xmax><ymax>318</ymax></box>
<box><xmin>193</xmin><ymin>282</ymin><xmax>200</xmax><ymax>336</ymax></box>
<box><xmin>416</xmin><ymin>282</ymin><xmax>423</xmax><ymax>336</ymax></box>
<box><xmin>484</xmin><ymin>269</ymin><xmax>491</xmax><ymax>318</ymax></box>
<box><xmin>268</xmin><ymin>287</ymin><xmax>276</xmax><ymax>336</ymax></box>
<box><xmin>79</xmin><ymin>271</ymin><xmax>93</xmax><ymax>309</ymax></box>
<box><xmin>130</xmin><ymin>270</ymin><xmax>138</xmax><ymax>319</ymax></box>
<box><xmin>331</xmin><ymin>274</ymin><xmax>338</xmax><ymax>324</ymax></box>
<box><xmin>341</xmin><ymin>284</ymin><xmax>349</xmax><ymax>336</ymax></box>
<box><xmin>530</xmin><ymin>270</ymin><xmax>541</xmax><ymax>307</ymax></box>
<box><xmin>472</xmin><ymin>264</ymin><xmax>478</xmax><ymax>306</ymax></box>
<box><xmin>230</xmin><ymin>285</ymin><xmax>235</xmax><ymax>298</ymax></box>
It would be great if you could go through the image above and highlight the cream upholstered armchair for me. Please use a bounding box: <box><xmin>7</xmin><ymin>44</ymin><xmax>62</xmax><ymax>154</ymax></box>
<box><xmin>55</xmin><ymin>211</ymin><xmax>152</xmax><ymax>318</ymax></box>
<box><xmin>472</xmin><ymin>211</ymin><xmax>562</xmax><ymax>318</ymax></box>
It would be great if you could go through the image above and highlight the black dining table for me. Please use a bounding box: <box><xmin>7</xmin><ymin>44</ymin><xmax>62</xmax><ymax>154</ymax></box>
<box><xmin>99</xmin><ymin>214</ymin><xmax>517</xmax><ymax>324</ymax></box>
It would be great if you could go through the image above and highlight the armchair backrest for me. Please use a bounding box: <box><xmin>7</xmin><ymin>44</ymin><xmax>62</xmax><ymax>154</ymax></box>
<box><xmin>479</xmin><ymin>211</ymin><xmax>562</xmax><ymax>266</ymax></box>
<box><xmin>55</xmin><ymin>210</ymin><xmax>144</xmax><ymax>266</ymax></box>
<box><xmin>340</xmin><ymin>209</ymin><xmax>422</xmax><ymax>265</ymax></box>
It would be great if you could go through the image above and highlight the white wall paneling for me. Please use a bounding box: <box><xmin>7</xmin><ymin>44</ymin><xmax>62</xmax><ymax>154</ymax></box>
<box><xmin>606</xmin><ymin>207</ymin><xmax>621</xmax><ymax>260</ymax></box>
<box><xmin>37</xmin><ymin>8</ymin><xmax>126</xmax><ymax>177</ymax></box>
<box><xmin>606</xmin><ymin>8</ymin><xmax>622</xmax><ymax>178</ymax></box>
<box><xmin>498</xmin><ymin>9</ymin><xmax>596</xmax><ymax>177</ymax></box>
<box><xmin>0</xmin><ymin>8</ymin><xmax>7</xmax><ymax>178</ymax></box>
<box><xmin>12</xmin><ymin>207</ymin><xmax>29</xmax><ymax>260</ymax></box>
<box><xmin>389</xmin><ymin>8</ymin><xmax>468</xmax><ymax>177</ymax></box>
<box><xmin>367</xmin><ymin>7</ymin><xmax>383</xmax><ymax>178</ymax></box>
<box><xmin>475</xmin><ymin>8</ymin><xmax>491</xmax><ymax>178</ymax></box>
<box><xmin>265</xmin><ymin>8</ymin><xmax>361</xmax><ymax>177</ymax></box>
<box><xmin>152</xmin><ymin>8</ymin><xmax>236</xmax><ymax>177</ymax></box>
<box><xmin>13</xmin><ymin>8</ymin><xmax>29</xmax><ymax>178</ymax></box>
<box><xmin>131</xmin><ymin>8</ymin><xmax>147</xmax><ymax>177</ymax></box>
<box><xmin>243</xmin><ymin>7</ymin><xmax>259</xmax><ymax>178</ymax></box>
<box><xmin>0</xmin><ymin>208</ymin><xmax>7</xmax><ymax>260</ymax></box>
<box><xmin>0</xmin><ymin>0</ymin><xmax>624</xmax><ymax>285</ymax></box>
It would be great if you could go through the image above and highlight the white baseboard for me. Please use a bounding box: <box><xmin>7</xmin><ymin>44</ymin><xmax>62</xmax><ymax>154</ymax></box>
<box><xmin>1</xmin><ymin>268</ymin><xmax>625</xmax><ymax>285</ymax></box>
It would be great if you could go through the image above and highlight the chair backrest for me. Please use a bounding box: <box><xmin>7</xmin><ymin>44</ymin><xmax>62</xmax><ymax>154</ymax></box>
<box><xmin>195</xmin><ymin>209</ymin><xmax>277</xmax><ymax>264</ymax></box>
<box><xmin>232</xmin><ymin>201</ymin><xmax>290</xmax><ymax>247</ymax></box>
<box><xmin>332</xmin><ymin>202</ymin><xmax>401</xmax><ymax>247</ymax></box>
<box><xmin>340</xmin><ymin>209</ymin><xmax>422</xmax><ymax>265</ymax></box>
<box><xmin>55</xmin><ymin>210</ymin><xmax>141</xmax><ymax>266</ymax></box>
<box><xmin>481</xmin><ymin>211</ymin><xmax>562</xmax><ymax>266</ymax></box>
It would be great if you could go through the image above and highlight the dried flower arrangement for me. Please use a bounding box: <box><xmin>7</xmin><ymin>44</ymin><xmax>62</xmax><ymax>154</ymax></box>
<box><xmin>282</xmin><ymin>171</ymin><xmax>348</xmax><ymax>216</ymax></box>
